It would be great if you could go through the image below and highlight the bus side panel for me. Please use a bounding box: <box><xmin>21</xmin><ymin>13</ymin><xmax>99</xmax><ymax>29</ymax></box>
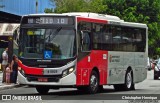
<box><xmin>76</xmin><ymin>50</ymin><xmax>108</xmax><ymax>86</ymax></box>
<box><xmin>142</xmin><ymin>55</ymin><xmax>147</xmax><ymax>81</ymax></box>
<box><xmin>76</xmin><ymin>53</ymin><xmax>90</xmax><ymax>85</ymax></box>
<box><xmin>134</xmin><ymin>52</ymin><xmax>147</xmax><ymax>83</ymax></box>
<box><xmin>107</xmin><ymin>51</ymin><xmax>125</xmax><ymax>84</ymax></box>
<box><xmin>76</xmin><ymin>55</ymin><xmax>90</xmax><ymax>85</ymax></box>
<box><xmin>107</xmin><ymin>51</ymin><xmax>147</xmax><ymax>84</ymax></box>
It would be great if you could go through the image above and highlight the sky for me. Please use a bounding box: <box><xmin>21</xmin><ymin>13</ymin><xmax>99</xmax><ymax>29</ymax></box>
<box><xmin>0</xmin><ymin>0</ymin><xmax>54</xmax><ymax>16</ymax></box>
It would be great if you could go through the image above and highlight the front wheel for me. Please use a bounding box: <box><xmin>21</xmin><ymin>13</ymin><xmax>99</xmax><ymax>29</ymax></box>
<box><xmin>87</xmin><ymin>70</ymin><xmax>99</xmax><ymax>94</ymax></box>
<box><xmin>36</xmin><ymin>86</ymin><xmax>49</xmax><ymax>94</ymax></box>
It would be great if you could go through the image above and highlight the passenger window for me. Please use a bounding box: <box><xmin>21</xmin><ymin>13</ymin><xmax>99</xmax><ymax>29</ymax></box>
<box><xmin>81</xmin><ymin>31</ymin><xmax>91</xmax><ymax>51</ymax></box>
<box><xmin>112</xmin><ymin>26</ymin><xmax>122</xmax><ymax>51</ymax></box>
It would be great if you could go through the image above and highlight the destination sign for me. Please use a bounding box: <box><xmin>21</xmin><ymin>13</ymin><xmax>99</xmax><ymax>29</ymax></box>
<box><xmin>22</xmin><ymin>16</ymin><xmax>74</xmax><ymax>25</ymax></box>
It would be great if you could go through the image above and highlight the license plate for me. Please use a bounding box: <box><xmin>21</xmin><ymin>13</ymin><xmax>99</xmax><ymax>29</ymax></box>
<box><xmin>43</xmin><ymin>69</ymin><xmax>58</xmax><ymax>75</ymax></box>
<box><xmin>38</xmin><ymin>78</ymin><xmax>48</xmax><ymax>82</ymax></box>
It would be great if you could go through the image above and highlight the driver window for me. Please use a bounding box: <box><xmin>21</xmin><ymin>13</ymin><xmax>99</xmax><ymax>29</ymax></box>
<box><xmin>77</xmin><ymin>21</ymin><xmax>91</xmax><ymax>52</ymax></box>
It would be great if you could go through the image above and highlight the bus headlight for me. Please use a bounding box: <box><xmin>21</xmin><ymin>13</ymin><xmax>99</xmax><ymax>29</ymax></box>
<box><xmin>62</xmin><ymin>67</ymin><xmax>75</xmax><ymax>77</ymax></box>
<box><xmin>69</xmin><ymin>67</ymin><xmax>74</xmax><ymax>73</ymax></box>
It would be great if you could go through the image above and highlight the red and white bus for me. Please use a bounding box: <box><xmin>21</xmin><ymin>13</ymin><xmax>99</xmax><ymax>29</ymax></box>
<box><xmin>18</xmin><ymin>12</ymin><xmax>148</xmax><ymax>94</ymax></box>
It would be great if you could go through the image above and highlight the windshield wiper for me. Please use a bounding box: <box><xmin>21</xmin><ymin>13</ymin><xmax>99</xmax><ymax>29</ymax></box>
<box><xmin>45</xmin><ymin>27</ymin><xmax>62</xmax><ymax>42</ymax></box>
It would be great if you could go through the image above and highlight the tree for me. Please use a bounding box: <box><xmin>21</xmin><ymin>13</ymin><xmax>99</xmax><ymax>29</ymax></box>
<box><xmin>48</xmin><ymin>0</ymin><xmax>107</xmax><ymax>13</ymax></box>
<box><xmin>46</xmin><ymin>0</ymin><xmax>160</xmax><ymax>57</ymax></box>
<box><xmin>44</xmin><ymin>8</ymin><xmax>54</xmax><ymax>13</ymax></box>
<box><xmin>104</xmin><ymin>0</ymin><xmax>160</xmax><ymax>57</ymax></box>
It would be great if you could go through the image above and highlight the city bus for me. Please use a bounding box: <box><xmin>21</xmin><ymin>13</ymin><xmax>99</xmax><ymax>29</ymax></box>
<box><xmin>17</xmin><ymin>12</ymin><xmax>148</xmax><ymax>94</ymax></box>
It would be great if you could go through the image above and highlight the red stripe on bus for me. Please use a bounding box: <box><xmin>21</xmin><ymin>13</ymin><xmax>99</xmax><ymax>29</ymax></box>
<box><xmin>77</xmin><ymin>17</ymin><xmax>108</xmax><ymax>24</ymax></box>
<box><xmin>18</xmin><ymin>60</ymin><xmax>43</xmax><ymax>75</ymax></box>
<box><xmin>76</xmin><ymin>50</ymin><xmax>108</xmax><ymax>86</ymax></box>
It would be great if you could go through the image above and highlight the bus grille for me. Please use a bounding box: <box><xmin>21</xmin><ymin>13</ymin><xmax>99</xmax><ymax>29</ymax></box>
<box><xmin>26</xmin><ymin>75</ymin><xmax>62</xmax><ymax>82</ymax></box>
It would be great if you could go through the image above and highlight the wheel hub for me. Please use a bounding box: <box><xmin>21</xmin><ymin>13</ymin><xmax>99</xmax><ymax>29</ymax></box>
<box><xmin>126</xmin><ymin>72</ymin><xmax>132</xmax><ymax>88</ymax></box>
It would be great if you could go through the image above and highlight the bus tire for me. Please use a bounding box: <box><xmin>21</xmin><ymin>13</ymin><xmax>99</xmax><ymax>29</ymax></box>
<box><xmin>124</xmin><ymin>70</ymin><xmax>134</xmax><ymax>91</ymax></box>
<box><xmin>36</xmin><ymin>86</ymin><xmax>49</xmax><ymax>94</ymax></box>
<box><xmin>114</xmin><ymin>70</ymin><xmax>134</xmax><ymax>91</ymax></box>
<box><xmin>87</xmin><ymin>70</ymin><xmax>99</xmax><ymax>94</ymax></box>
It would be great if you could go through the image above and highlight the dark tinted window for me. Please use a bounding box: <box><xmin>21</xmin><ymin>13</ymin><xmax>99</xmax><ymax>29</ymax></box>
<box><xmin>121</xmin><ymin>27</ymin><xmax>134</xmax><ymax>52</ymax></box>
<box><xmin>78</xmin><ymin>21</ymin><xmax>146</xmax><ymax>52</ymax></box>
<box><xmin>92</xmin><ymin>23</ymin><xmax>103</xmax><ymax>50</ymax></box>
<box><xmin>77</xmin><ymin>22</ymin><xmax>91</xmax><ymax>51</ymax></box>
<box><xmin>133</xmin><ymin>29</ymin><xmax>146</xmax><ymax>52</ymax></box>
<box><xmin>112</xmin><ymin>26</ymin><xmax>122</xmax><ymax>51</ymax></box>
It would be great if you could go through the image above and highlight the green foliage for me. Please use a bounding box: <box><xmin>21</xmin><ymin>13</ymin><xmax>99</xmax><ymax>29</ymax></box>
<box><xmin>50</xmin><ymin>0</ymin><xmax>107</xmax><ymax>13</ymax></box>
<box><xmin>105</xmin><ymin>0</ymin><xmax>160</xmax><ymax>57</ymax></box>
<box><xmin>44</xmin><ymin>8</ymin><xmax>54</xmax><ymax>13</ymax></box>
<box><xmin>156</xmin><ymin>48</ymin><xmax>160</xmax><ymax>53</ymax></box>
<box><xmin>46</xmin><ymin>0</ymin><xmax>160</xmax><ymax>57</ymax></box>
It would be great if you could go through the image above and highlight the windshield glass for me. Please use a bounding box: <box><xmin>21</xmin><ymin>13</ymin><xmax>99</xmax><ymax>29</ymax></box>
<box><xmin>19</xmin><ymin>28</ymin><xmax>76</xmax><ymax>59</ymax></box>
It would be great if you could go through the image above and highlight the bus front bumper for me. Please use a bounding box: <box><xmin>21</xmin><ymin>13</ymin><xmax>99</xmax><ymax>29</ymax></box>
<box><xmin>18</xmin><ymin>71</ymin><xmax>76</xmax><ymax>86</ymax></box>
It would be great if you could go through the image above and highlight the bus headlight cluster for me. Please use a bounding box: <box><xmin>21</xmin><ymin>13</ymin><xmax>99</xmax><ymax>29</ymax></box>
<box><xmin>62</xmin><ymin>67</ymin><xmax>75</xmax><ymax>77</ymax></box>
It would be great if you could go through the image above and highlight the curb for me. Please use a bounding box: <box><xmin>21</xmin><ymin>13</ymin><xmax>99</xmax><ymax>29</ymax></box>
<box><xmin>0</xmin><ymin>84</ymin><xmax>24</xmax><ymax>91</ymax></box>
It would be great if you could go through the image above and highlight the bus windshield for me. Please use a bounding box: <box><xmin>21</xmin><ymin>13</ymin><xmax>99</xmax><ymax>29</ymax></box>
<box><xmin>19</xmin><ymin>28</ymin><xmax>76</xmax><ymax>59</ymax></box>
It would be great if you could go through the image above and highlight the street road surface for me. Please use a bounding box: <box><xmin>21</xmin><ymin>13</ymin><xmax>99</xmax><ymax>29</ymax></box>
<box><xmin>0</xmin><ymin>70</ymin><xmax>160</xmax><ymax>103</ymax></box>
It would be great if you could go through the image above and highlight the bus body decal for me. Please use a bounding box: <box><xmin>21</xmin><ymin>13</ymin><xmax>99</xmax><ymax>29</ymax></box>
<box><xmin>18</xmin><ymin>61</ymin><xmax>43</xmax><ymax>75</ymax></box>
<box><xmin>77</xmin><ymin>17</ymin><xmax>107</xmax><ymax>24</ymax></box>
<box><xmin>76</xmin><ymin>50</ymin><xmax>108</xmax><ymax>86</ymax></box>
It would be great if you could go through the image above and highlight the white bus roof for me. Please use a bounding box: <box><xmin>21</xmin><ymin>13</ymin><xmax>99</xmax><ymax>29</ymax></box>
<box><xmin>25</xmin><ymin>12</ymin><xmax>147</xmax><ymax>28</ymax></box>
<box><xmin>63</xmin><ymin>12</ymin><xmax>122</xmax><ymax>21</ymax></box>
<box><xmin>121</xmin><ymin>22</ymin><xmax>147</xmax><ymax>28</ymax></box>
<box><xmin>27</xmin><ymin>12</ymin><xmax>122</xmax><ymax>21</ymax></box>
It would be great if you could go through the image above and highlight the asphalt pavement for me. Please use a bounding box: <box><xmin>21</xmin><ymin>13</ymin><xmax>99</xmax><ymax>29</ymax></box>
<box><xmin>0</xmin><ymin>70</ymin><xmax>158</xmax><ymax>103</ymax></box>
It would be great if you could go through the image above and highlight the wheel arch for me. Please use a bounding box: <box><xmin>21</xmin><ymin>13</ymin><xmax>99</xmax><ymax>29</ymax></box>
<box><xmin>126</xmin><ymin>66</ymin><xmax>134</xmax><ymax>81</ymax></box>
<box><xmin>92</xmin><ymin>67</ymin><xmax>100</xmax><ymax>80</ymax></box>
<box><xmin>126</xmin><ymin>66</ymin><xmax>135</xmax><ymax>90</ymax></box>
<box><xmin>87</xmin><ymin>67</ymin><xmax>100</xmax><ymax>93</ymax></box>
